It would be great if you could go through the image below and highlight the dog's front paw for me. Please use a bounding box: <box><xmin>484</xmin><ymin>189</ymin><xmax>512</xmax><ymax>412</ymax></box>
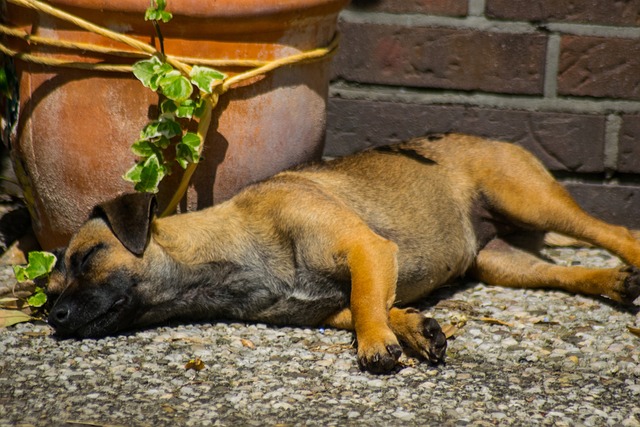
<box><xmin>356</xmin><ymin>331</ymin><xmax>402</xmax><ymax>374</ymax></box>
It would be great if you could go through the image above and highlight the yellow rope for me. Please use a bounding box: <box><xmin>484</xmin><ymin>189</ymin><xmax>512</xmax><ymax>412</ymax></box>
<box><xmin>0</xmin><ymin>24</ymin><xmax>272</xmax><ymax>68</ymax></box>
<box><xmin>0</xmin><ymin>23</ymin><xmax>337</xmax><ymax>75</ymax></box>
<box><xmin>7</xmin><ymin>0</ymin><xmax>192</xmax><ymax>75</ymax></box>
<box><xmin>7</xmin><ymin>0</ymin><xmax>157</xmax><ymax>55</ymax></box>
<box><xmin>222</xmin><ymin>35</ymin><xmax>340</xmax><ymax>91</ymax></box>
<box><xmin>3</xmin><ymin>0</ymin><xmax>339</xmax><ymax>91</ymax></box>
<box><xmin>3</xmin><ymin>0</ymin><xmax>339</xmax><ymax>216</ymax></box>
<box><xmin>0</xmin><ymin>42</ymin><xmax>133</xmax><ymax>72</ymax></box>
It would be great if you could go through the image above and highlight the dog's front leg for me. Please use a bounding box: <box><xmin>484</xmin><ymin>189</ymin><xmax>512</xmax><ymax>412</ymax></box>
<box><xmin>335</xmin><ymin>232</ymin><xmax>402</xmax><ymax>373</ymax></box>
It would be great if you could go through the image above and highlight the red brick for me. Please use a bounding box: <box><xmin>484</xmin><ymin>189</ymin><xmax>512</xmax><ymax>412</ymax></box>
<box><xmin>349</xmin><ymin>0</ymin><xmax>467</xmax><ymax>16</ymax></box>
<box><xmin>332</xmin><ymin>21</ymin><xmax>547</xmax><ymax>95</ymax></box>
<box><xmin>558</xmin><ymin>36</ymin><xmax>640</xmax><ymax>100</ymax></box>
<box><xmin>564</xmin><ymin>182</ymin><xmax>640</xmax><ymax>229</ymax></box>
<box><xmin>326</xmin><ymin>97</ymin><xmax>606</xmax><ymax>172</ymax></box>
<box><xmin>618</xmin><ymin>114</ymin><xmax>640</xmax><ymax>173</ymax></box>
<box><xmin>486</xmin><ymin>0</ymin><xmax>640</xmax><ymax>27</ymax></box>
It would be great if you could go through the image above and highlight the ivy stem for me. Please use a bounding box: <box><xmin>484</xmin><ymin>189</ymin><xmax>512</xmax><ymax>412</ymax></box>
<box><xmin>149</xmin><ymin>0</ymin><xmax>165</xmax><ymax>56</ymax></box>
<box><xmin>160</xmin><ymin>92</ymin><xmax>216</xmax><ymax>218</ymax></box>
<box><xmin>152</xmin><ymin>20</ymin><xmax>165</xmax><ymax>55</ymax></box>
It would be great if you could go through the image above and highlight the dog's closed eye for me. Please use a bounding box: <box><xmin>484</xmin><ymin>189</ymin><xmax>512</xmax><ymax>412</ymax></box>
<box><xmin>70</xmin><ymin>243</ymin><xmax>106</xmax><ymax>276</ymax></box>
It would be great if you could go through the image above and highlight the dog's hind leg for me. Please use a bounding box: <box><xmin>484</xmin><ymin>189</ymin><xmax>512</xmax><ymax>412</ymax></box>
<box><xmin>470</xmin><ymin>142</ymin><xmax>640</xmax><ymax>268</ymax></box>
<box><xmin>323</xmin><ymin>307</ymin><xmax>447</xmax><ymax>364</ymax></box>
<box><xmin>470</xmin><ymin>239</ymin><xmax>640</xmax><ymax>304</ymax></box>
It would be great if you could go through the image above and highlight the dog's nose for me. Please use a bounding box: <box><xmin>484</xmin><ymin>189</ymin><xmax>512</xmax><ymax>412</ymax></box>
<box><xmin>48</xmin><ymin>304</ymin><xmax>71</xmax><ymax>329</ymax></box>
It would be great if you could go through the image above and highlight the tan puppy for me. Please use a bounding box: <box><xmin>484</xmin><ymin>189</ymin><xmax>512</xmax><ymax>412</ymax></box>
<box><xmin>45</xmin><ymin>134</ymin><xmax>640</xmax><ymax>373</ymax></box>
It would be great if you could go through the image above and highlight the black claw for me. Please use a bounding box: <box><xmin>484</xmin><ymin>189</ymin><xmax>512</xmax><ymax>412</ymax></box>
<box><xmin>387</xmin><ymin>344</ymin><xmax>403</xmax><ymax>360</ymax></box>
<box><xmin>359</xmin><ymin>344</ymin><xmax>403</xmax><ymax>374</ymax></box>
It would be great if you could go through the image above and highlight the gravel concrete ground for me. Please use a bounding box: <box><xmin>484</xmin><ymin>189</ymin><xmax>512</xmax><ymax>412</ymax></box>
<box><xmin>1</xmin><ymin>243</ymin><xmax>639</xmax><ymax>426</ymax></box>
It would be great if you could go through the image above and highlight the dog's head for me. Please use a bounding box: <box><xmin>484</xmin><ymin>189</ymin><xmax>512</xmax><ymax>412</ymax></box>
<box><xmin>46</xmin><ymin>193</ymin><xmax>157</xmax><ymax>338</ymax></box>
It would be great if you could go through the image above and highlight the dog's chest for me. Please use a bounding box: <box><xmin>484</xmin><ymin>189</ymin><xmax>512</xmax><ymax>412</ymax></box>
<box><xmin>252</xmin><ymin>269</ymin><xmax>349</xmax><ymax>326</ymax></box>
<box><xmin>199</xmin><ymin>261</ymin><xmax>348</xmax><ymax>327</ymax></box>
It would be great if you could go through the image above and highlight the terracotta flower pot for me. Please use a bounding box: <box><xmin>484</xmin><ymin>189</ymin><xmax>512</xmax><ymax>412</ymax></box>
<box><xmin>4</xmin><ymin>0</ymin><xmax>347</xmax><ymax>250</ymax></box>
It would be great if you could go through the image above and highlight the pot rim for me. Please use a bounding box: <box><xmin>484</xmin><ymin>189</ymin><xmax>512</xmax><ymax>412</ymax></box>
<box><xmin>46</xmin><ymin>0</ymin><xmax>349</xmax><ymax>19</ymax></box>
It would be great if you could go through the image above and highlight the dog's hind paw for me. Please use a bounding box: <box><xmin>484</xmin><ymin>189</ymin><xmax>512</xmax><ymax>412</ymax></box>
<box><xmin>421</xmin><ymin>317</ymin><xmax>447</xmax><ymax>363</ymax></box>
<box><xmin>389</xmin><ymin>308</ymin><xmax>447</xmax><ymax>365</ymax></box>
<box><xmin>620</xmin><ymin>266</ymin><xmax>640</xmax><ymax>304</ymax></box>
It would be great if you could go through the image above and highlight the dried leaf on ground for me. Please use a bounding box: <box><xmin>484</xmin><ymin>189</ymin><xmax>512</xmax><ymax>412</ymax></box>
<box><xmin>0</xmin><ymin>297</ymin><xmax>19</xmax><ymax>309</ymax></box>
<box><xmin>435</xmin><ymin>299</ymin><xmax>478</xmax><ymax>315</ymax></box>
<box><xmin>0</xmin><ymin>281</ymin><xmax>35</xmax><ymax>300</ymax></box>
<box><xmin>152</xmin><ymin>334</ymin><xmax>210</xmax><ymax>344</ymax></box>
<box><xmin>532</xmin><ymin>317</ymin><xmax>560</xmax><ymax>325</ymax></box>
<box><xmin>627</xmin><ymin>326</ymin><xmax>640</xmax><ymax>338</ymax></box>
<box><xmin>184</xmin><ymin>357</ymin><xmax>206</xmax><ymax>371</ymax></box>
<box><xmin>23</xmin><ymin>329</ymin><xmax>51</xmax><ymax>337</ymax></box>
<box><xmin>309</xmin><ymin>343</ymin><xmax>355</xmax><ymax>354</ymax></box>
<box><xmin>478</xmin><ymin>317</ymin><xmax>513</xmax><ymax>327</ymax></box>
<box><xmin>0</xmin><ymin>309</ymin><xmax>32</xmax><ymax>328</ymax></box>
<box><xmin>441</xmin><ymin>324</ymin><xmax>459</xmax><ymax>339</ymax></box>
<box><xmin>450</xmin><ymin>313</ymin><xmax>468</xmax><ymax>328</ymax></box>
<box><xmin>240</xmin><ymin>338</ymin><xmax>256</xmax><ymax>349</ymax></box>
<box><xmin>399</xmin><ymin>356</ymin><xmax>419</xmax><ymax>368</ymax></box>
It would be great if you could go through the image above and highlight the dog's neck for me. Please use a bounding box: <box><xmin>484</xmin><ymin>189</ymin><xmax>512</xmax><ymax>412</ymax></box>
<box><xmin>150</xmin><ymin>203</ymin><xmax>255</xmax><ymax>265</ymax></box>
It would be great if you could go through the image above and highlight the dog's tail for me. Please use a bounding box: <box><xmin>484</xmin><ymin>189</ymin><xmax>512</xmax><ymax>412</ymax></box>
<box><xmin>544</xmin><ymin>230</ymin><xmax>640</xmax><ymax>247</ymax></box>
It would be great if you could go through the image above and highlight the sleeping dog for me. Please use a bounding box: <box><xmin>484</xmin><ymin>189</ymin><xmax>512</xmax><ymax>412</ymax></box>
<box><xmin>45</xmin><ymin>134</ymin><xmax>640</xmax><ymax>373</ymax></box>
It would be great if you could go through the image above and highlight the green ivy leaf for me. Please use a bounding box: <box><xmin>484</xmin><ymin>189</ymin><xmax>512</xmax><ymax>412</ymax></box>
<box><xmin>189</xmin><ymin>66</ymin><xmax>226</xmax><ymax>94</ymax></box>
<box><xmin>175</xmin><ymin>99</ymin><xmax>197</xmax><ymax>119</ymax></box>
<box><xmin>155</xmin><ymin>135</ymin><xmax>172</xmax><ymax>149</ymax></box>
<box><xmin>193</xmin><ymin>99</ymin><xmax>207</xmax><ymax>119</ymax></box>
<box><xmin>161</xmin><ymin>99</ymin><xmax>178</xmax><ymax>115</ymax></box>
<box><xmin>157</xmin><ymin>118</ymin><xmax>182</xmax><ymax>139</ymax></box>
<box><xmin>135</xmin><ymin>155</ymin><xmax>166</xmax><ymax>193</ymax></box>
<box><xmin>145</xmin><ymin>0</ymin><xmax>173</xmax><ymax>22</ymax></box>
<box><xmin>158</xmin><ymin>10</ymin><xmax>173</xmax><ymax>22</ymax></box>
<box><xmin>158</xmin><ymin>70</ymin><xmax>193</xmax><ymax>103</ymax></box>
<box><xmin>13</xmin><ymin>252</ymin><xmax>57</xmax><ymax>283</ymax></box>
<box><xmin>146</xmin><ymin>9</ymin><xmax>172</xmax><ymax>23</ymax></box>
<box><xmin>132</xmin><ymin>57</ymin><xmax>162</xmax><ymax>88</ymax></box>
<box><xmin>141</xmin><ymin>118</ymin><xmax>181</xmax><ymax>140</ymax></box>
<box><xmin>133</xmin><ymin>57</ymin><xmax>173</xmax><ymax>91</ymax></box>
<box><xmin>131</xmin><ymin>139</ymin><xmax>158</xmax><ymax>157</ymax></box>
<box><xmin>27</xmin><ymin>288</ymin><xmax>47</xmax><ymax>308</ymax></box>
<box><xmin>144</xmin><ymin>9</ymin><xmax>160</xmax><ymax>21</ymax></box>
<box><xmin>123</xmin><ymin>162</ymin><xmax>143</xmax><ymax>183</ymax></box>
<box><xmin>140</xmin><ymin>121</ymin><xmax>161</xmax><ymax>139</ymax></box>
<box><xmin>176</xmin><ymin>132</ymin><xmax>201</xmax><ymax>169</ymax></box>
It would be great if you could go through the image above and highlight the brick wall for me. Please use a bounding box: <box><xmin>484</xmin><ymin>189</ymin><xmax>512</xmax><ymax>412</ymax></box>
<box><xmin>326</xmin><ymin>0</ymin><xmax>640</xmax><ymax>228</ymax></box>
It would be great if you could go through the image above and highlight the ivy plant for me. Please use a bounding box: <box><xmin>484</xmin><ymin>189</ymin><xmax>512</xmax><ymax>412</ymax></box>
<box><xmin>123</xmin><ymin>2</ymin><xmax>226</xmax><ymax>193</ymax></box>
<box><xmin>1</xmin><ymin>251</ymin><xmax>57</xmax><ymax>327</ymax></box>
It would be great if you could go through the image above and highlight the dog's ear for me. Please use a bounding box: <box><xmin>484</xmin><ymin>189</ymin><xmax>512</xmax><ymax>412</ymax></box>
<box><xmin>92</xmin><ymin>193</ymin><xmax>157</xmax><ymax>256</ymax></box>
